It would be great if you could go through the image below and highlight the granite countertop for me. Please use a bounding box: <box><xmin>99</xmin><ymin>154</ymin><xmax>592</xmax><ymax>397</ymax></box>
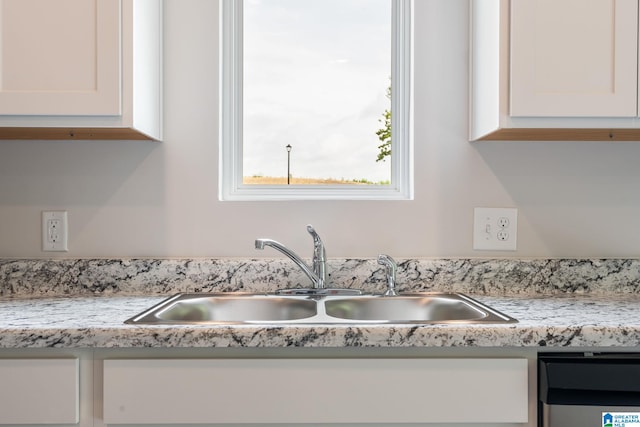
<box><xmin>1</xmin><ymin>293</ymin><xmax>639</xmax><ymax>349</ymax></box>
<box><xmin>3</xmin><ymin>258</ymin><xmax>640</xmax><ymax>349</ymax></box>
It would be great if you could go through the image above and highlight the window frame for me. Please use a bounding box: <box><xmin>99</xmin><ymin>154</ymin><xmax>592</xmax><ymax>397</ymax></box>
<box><xmin>219</xmin><ymin>0</ymin><xmax>413</xmax><ymax>201</ymax></box>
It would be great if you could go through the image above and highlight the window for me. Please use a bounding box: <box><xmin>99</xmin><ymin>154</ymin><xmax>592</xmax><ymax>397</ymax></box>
<box><xmin>220</xmin><ymin>0</ymin><xmax>412</xmax><ymax>200</ymax></box>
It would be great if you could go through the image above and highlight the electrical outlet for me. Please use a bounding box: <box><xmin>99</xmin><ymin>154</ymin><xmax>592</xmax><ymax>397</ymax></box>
<box><xmin>42</xmin><ymin>211</ymin><xmax>68</xmax><ymax>252</ymax></box>
<box><xmin>473</xmin><ymin>207</ymin><xmax>517</xmax><ymax>251</ymax></box>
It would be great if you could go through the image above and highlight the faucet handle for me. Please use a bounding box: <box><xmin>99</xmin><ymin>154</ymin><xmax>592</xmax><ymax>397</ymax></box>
<box><xmin>306</xmin><ymin>225</ymin><xmax>323</xmax><ymax>249</ymax></box>
<box><xmin>377</xmin><ymin>254</ymin><xmax>398</xmax><ymax>296</ymax></box>
<box><xmin>306</xmin><ymin>225</ymin><xmax>326</xmax><ymax>287</ymax></box>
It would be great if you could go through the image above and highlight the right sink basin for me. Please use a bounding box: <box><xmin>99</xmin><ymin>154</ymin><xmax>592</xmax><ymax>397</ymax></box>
<box><xmin>323</xmin><ymin>293</ymin><xmax>516</xmax><ymax>323</ymax></box>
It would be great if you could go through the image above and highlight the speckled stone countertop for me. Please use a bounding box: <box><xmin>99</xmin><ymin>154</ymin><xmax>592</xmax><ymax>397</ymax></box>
<box><xmin>1</xmin><ymin>258</ymin><xmax>640</xmax><ymax>349</ymax></box>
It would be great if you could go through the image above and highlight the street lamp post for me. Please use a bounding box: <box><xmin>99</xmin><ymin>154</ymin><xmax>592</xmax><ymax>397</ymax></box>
<box><xmin>286</xmin><ymin>144</ymin><xmax>292</xmax><ymax>185</ymax></box>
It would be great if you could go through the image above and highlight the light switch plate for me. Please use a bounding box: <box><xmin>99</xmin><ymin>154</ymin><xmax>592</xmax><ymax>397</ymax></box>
<box><xmin>473</xmin><ymin>207</ymin><xmax>517</xmax><ymax>251</ymax></box>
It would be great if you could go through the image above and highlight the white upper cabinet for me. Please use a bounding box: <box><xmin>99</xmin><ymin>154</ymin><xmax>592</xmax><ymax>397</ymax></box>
<box><xmin>510</xmin><ymin>0</ymin><xmax>638</xmax><ymax>118</ymax></box>
<box><xmin>0</xmin><ymin>0</ymin><xmax>162</xmax><ymax>140</ymax></box>
<box><xmin>470</xmin><ymin>0</ymin><xmax>640</xmax><ymax>141</ymax></box>
<box><xmin>0</xmin><ymin>0</ymin><xmax>120</xmax><ymax>116</ymax></box>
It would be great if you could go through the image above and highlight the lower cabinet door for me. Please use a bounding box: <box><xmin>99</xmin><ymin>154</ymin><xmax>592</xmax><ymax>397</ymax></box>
<box><xmin>0</xmin><ymin>359</ymin><xmax>79</xmax><ymax>424</ymax></box>
<box><xmin>103</xmin><ymin>358</ymin><xmax>528</xmax><ymax>424</ymax></box>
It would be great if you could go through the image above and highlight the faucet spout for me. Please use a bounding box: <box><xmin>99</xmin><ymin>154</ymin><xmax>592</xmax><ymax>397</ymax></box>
<box><xmin>255</xmin><ymin>238</ymin><xmax>322</xmax><ymax>288</ymax></box>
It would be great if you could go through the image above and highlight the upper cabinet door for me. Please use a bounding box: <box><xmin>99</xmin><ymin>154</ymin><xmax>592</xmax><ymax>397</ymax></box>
<box><xmin>510</xmin><ymin>0</ymin><xmax>638</xmax><ymax>117</ymax></box>
<box><xmin>0</xmin><ymin>0</ymin><xmax>120</xmax><ymax>116</ymax></box>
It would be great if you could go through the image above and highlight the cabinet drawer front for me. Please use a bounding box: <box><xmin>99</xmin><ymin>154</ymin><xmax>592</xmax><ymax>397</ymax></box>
<box><xmin>104</xmin><ymin>358</ymin><xmax>528</xmax><ymax>424</ymax></box>
<box><xmin>0</xmin><ymin>359</ymin><xmax>79</xmax><ymax>424</ymax></box>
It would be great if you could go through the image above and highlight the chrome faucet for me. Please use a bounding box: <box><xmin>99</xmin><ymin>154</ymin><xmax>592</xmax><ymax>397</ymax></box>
<box><xmin>255</xmin><ymin>225</ymin><xmax>327</xmax><ymax>289</ymax></box>
<box><xmin>377</xmin><ymin>254</ymin><xmax>398</xmax><ymax>296</ymax></box>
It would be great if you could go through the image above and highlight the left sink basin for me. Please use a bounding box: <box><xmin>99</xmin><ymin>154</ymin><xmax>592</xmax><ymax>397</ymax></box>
<box><xmin>125</xmin><ymin>293</ymin><xmax>317</xmax><ymax>324</ymax></box>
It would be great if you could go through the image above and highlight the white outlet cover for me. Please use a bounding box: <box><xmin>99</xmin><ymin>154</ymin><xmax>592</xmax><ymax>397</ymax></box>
<box><xmin>473</xmin><ymin>207</ymin><xmax>518</xmax><ymax>251</ymax></box>
<box><xmin>42</xmin><ymin>211</ymin><xmax>68</xmax><ymax>252</ymax></box>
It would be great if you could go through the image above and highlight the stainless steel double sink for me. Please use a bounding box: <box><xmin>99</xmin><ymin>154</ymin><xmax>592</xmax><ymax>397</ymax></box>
<box><xmin>125</xmin><ymin>292</ymin><xmax>517</xmax><ymax>325</ymax></box>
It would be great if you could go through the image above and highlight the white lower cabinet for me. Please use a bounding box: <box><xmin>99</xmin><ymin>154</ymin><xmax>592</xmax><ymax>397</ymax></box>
<box><xmin>0</xmin><ymin>359</ymin><xmax>79</xmax><ymax>424</ymax></box>
<box><xmin>0</xmin><ymin>351</ymin><xmax>531</xmax><ymax>426</ymax></box>
<box><xmin>103</xmin><ymin>358</ymin><xmax>528</xmax><ymax>424</ymax></box>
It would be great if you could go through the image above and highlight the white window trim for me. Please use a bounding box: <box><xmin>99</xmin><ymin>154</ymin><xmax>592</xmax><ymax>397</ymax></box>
<box><xmin>219</xmin><ymin>0</ymin><xmax>413</xmax><ymax>201</ymax></box>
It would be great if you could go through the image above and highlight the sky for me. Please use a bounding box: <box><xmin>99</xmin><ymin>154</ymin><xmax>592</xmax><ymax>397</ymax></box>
<box><xmin>242</xmin><ymin>0</ymin><xmax>392</xmax><ymax>183</ymax></box>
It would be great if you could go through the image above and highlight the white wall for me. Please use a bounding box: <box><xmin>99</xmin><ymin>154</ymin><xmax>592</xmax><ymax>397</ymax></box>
<box><xmin>2</xmin><ymin>1</ymin><xmax>640</xmax><ymax>259</ymax></box>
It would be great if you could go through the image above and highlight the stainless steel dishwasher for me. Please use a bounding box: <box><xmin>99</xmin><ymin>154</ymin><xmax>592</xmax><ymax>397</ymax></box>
<box><xmin>539</xmin><ymin>352</ymin><xmax>640</xmax><ymax>427</ymax></box>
